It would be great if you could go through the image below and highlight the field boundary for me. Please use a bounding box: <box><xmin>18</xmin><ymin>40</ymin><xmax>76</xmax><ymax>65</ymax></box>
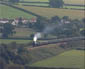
<box><xmin>22</xmin><ymin>5</ymin><xmax>49</xmax><ymax>7</ymax></box>
<box><xmin>0</xmin><ymin>2</ymin><xmax>43</xmax><ymax>18</ymax></box>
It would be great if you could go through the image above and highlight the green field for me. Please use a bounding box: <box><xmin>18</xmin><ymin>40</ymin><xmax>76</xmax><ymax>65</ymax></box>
<box><xmin>0</xmin><ymin>4</ymin><xmax>35</xmax><ymax>19</ymax></box>
<box><xmin>20</xmin><ymin>0</ymin><xmax>84</xmax><ymax>5</ymax></box>
<box><xmin>0</xmin><ymin>39</ymin><xmax>31</xmax><ymax>44</ymax></box>
<box><xmin>20</xmin><ymin>0</ymin><xmax>49</xmax><ymax>2</ymax></box>
<box><xmin>12</xmin><ymin>28</ymin><xmax>35</xmax><ymax>38</ymax></box>
<box><xmin>19</xmin><ymin>3</ymin><xmax>49</xmax><ymax>6</ymax></box>
<box><xmin>64</xmin><ymin>0</ymin><xmax>84</xmax><ymax>5</ymax></box>
<box><xmin>64</xmin><ymin>6</ymin><xmax>85</xmax><ymax>10</ymax></box>
<box><xmin>16</xmin><ymin>5</ymin><xmax>85</xmax><ymax>19</ymax></box>
<box><xmin>31</xmin><ymin>50</ymin><xmax>85</xmax><ymax>69</ymax></box>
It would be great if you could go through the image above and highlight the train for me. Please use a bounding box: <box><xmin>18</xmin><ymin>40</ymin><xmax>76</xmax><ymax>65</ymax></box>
<box><xmin>32</xmin><ymin>36</ymin><xmax>85</xmax><ymax>47</ymax></box>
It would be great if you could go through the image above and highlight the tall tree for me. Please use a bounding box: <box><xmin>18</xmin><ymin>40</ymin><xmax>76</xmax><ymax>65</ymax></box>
<box><xmin>2</xmin><ymin>23</ymin><xmax>15</xmax><ymax>38</ymax></box>
<box><xmin>49</xmin><ymin>0</ymin><xmax>64</xmax><ymax>8</ymax></box>
<box><xmin>33</xmin><ymin>17</ymin><xmax>45</xmax><ymax>32</ymax></box>
<box><xmin>18</xmin><ymin>17</ymin><xmax>23</xmax><ymax>26</ymax></box>
<box><xmin>51</xmin><ymin>16</ymin><xmax>60</xmax><ymax>23</ymax></box>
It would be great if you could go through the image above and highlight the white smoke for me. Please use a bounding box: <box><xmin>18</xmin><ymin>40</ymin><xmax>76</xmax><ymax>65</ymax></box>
<box><xmin>33</xmin><ymin>25</ymin><xmax>57</xmax><ymax>42</ymax></box>
<box><xmin>33</xmin><ymin>33</ymin><xmax>41</xmax><ymax>42</ymax></box>
<box><xmin>43</xmin><ymin>25</ymin><xmax>57</xmax><ymax>34</ymax></box>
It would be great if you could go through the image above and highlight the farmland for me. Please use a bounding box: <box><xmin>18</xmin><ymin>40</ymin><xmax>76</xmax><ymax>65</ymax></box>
<box><xmin>20</xmin><ymin>0</ymin><xmax>49</xmax><ymax>2</ymax></box>
<box><xmin>31</xmin><ymin>50</ymin><xmax>85</xmax><ymax>69</ymax></box>
<box><xmin>0</xmin><ymin>39</ymin><xmax>31</xmax><ymax>44</ymax></box>
<box><xmin>19</xmin><ymin>0</ymin><xmax>85</xmax><ymax>10</ymax></box>
<box><xmin>0</xmin><ymin>0</ymin><xmax>85</xmax><ymax>69</ymax></box>
<box><xmin>19</xmin><ymin>3</ymin><xmax>49</xmax><ymax>7</ymax></box>
<box><xmin>16</xmin><ymin>5</ymin><xmax>85</xmax><ymax>19</ymax></box>
<box><xmin>63</xmin><ymin>6</ymin><xmax>85</xmax><ymax>10</ymax></box>
<box><xmin>13</xmin><ymin>28</ymin><xmax>35</xmax><ymax>38</ymax></box>
<box><xmin>0</xmin><ymin>4</ymin><xmax>35</xmax><ymax>19</ymax></box>
<box><xmin>20</xmin><ymin>0</ymin><xmax>84</xmax><ymax>5</ymax></box>
<box><xmin>64</xmin><ymin>0</ymin><xmax>84</xmax><ymax>5</ymax></box>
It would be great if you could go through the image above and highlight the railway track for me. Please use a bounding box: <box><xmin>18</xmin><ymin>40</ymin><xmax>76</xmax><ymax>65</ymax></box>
<box><xmin>28</xmin><ymin>36</ymin><xmax>85</xmax><ymax>50</ymax></box>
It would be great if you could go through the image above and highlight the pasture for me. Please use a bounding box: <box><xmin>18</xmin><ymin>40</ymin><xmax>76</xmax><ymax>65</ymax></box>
<box><xmin>20</xmin><ymin>0</ymin><xmax>49</xmax><ymax>2</ymax></box>
<box><xmin>20</xmin><ymin>0</ymin><xmax>84</xmax><ymax>5</ymax></box>
<box><xmin>0</xmin><ymin>4</ymin><xmax>35</xmax><ymax>19</ymax></box>
<box><xmin>19</xmin><ymin>3</ymin><xmax>49</xmax><ymax>7</ymax></box>
<box><xmin>63</xmin><ymin>6</ymin><xmax>85</xmax><ymax>10</ymax></box>
<box><xmin>19</xmin><ymin>0</ymin><xmax>84</xmax><ymax>10</ymax></box>
<box><xmin>64</xmin><ymin>0</ymin><xmax>84</xmax><ymax>5</ymax></box>
<box><xmin>16</xmin><ymin>5</ymin><xmax>85</xmax><ymax>20</ymax></box>
<box><xmin>13</xmin><ymin>27</ymin><xmax>35</xmax><ymax>38</ymax></box>
<box><xmin>31</xmin><ymin>50</ymin><xmax>85</xmax><ymax>69</ymax></box>
<box><xmin>0</xmin><ymin>39</ymin><xmax>31</xmax><ymax>44</ymax></box>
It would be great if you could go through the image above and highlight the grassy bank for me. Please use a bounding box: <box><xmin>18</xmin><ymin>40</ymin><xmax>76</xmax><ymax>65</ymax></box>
<box><xmin>31</xmin><ymin>50</ymin><xmax>85</xmax><ymax>69</ymax></box>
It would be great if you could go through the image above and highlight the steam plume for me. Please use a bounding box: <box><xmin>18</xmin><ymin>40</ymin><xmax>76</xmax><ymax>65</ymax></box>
<box><xmin>33</xmin><ymin>33</ymin><xmax>41</xmax><ymax>43</ymax></box>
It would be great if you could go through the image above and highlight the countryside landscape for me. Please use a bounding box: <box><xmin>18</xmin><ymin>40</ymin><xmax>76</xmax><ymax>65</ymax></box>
<box><xmin>0</xmin><ymin>0</ymin><xmax>85</xmax><ymax>69</ymax></box>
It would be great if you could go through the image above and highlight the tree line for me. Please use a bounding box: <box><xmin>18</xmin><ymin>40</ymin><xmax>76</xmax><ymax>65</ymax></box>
<box><xmin>0</xmin><ymin>16</ymin><xmax>85</xmax><ymax>38</ymax></box>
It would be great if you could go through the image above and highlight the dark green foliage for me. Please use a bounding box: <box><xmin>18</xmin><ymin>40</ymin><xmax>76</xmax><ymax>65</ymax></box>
<box><xmin>33</xmin><ymin>17</ymin><xmax>45</xmax><ymax>32</ymax></box>
<box><xmin>2</xmin><ymin>23</ymin><xmax>15</xmax><ymax>38</ymax></box>
<box><xmin>51</xmin><ymin>16</ymin><xmax>60</xmax><ymax>23</ymax></box>
<box><xmin>62</xmin><ymin>16</ymin><xmax>69</xmax><ymax>20</ymax></box>
<box><xmin>49</xmin><ymin>0</ymin><xmax>64</xmax><ymax>8</ymax></box>
<box><xmin>51</xmin><ymin>18</ymin><xmax>82</xmax><ymax>37</ymax></box>
<box><xmin>18</xmin><ymin>17</ymin><xmax>23</xmax><ymax>26</ymax></box>
<box><xmin>30</xmin><ymin>34</ymin><xmax>34</xmax><ymax>39</ymax></box>
<box><xmin>0</xmin><ymin>43</ymin><xmax>30</xmax><ymax>65</ymax></box>
<box><xmin>82</xmin><ymin>18</ymin><xmax>85</xmax><ymax>23</ymax></box>
<box><xmin>80</xmin><ymin>30</ymin><xmax>85</xmax><ymax>36</ymax></box>
<box><xmin>9</xmin><ymin>0</ymin><xmax>20</xmax><ymax>4</ymax></box>
<box><xmin>28</xmin><ymin>23</ymin><xmax>33</xmax><ymax>28</ymax></box>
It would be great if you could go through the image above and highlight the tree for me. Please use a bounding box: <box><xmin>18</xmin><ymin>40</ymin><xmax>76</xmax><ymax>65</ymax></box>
<box><xmin>51</xmin><ymin>16</ymin><xmax>60</xmax><ymax>23</ymax></box>
<box><xmin>80</xmin><ymin>28</ymin><xmax>85</xmax><ymax>36</ymax></box>
<box><xmin>9</xmin><ymin>0</ymin><xmax>19</xmax><ymax>4</ymax></box>
<box><xmin>82</xmin><ymin>18</ymin><xmax>85</xmax><ymax>23</ymax></box>
<box><xmin>2</xmin><ymin>23</ymin><xmax>15</xmax><ymax>38</ymax></box>
<box><xmin>18</xmin><ymin>17</ymin><xmax>23</xmax><ymax>26</ymax></box>
<box><xmin>33</xmin><ymin>17</ymin><xmax>45</xmax><ymax>32</ymax></box>
<box><xmin>49</xmin><ymin>0</ymin><xmax>64</xmax><ymax>8</ymax></box>
<box><xmin>62</xmin><ymin>16</ymin><xmax>69</xmax><ymax>21</ymax></box>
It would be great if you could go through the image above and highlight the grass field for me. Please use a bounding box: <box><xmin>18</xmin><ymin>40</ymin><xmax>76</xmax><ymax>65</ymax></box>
<box><xmin>0</xmin><ymin>4</ymin><xmax>35</xmax><ymax>19</ymax></box>
<box><xmin>19</xmin><ymin>3</ymin><xmax>49</xmax><ymax>6</ymax></box>
<box><xmin>16</xmin><ymin>5</ymin><xmax>85</xmax><ymax>20</ymax></box>
<box><xmin>20</xmin><ymin>0</ymin><xmax>84</xmax><ymax>5</ymax></box>
<box><xmin>0</xmin><ymin>39</ymin><xmax>31</xmax><ymax>44</ymax></box>
<box><xmin>19</xmin><ymin>0</ymin><xmax>84</xmax><ymax>9</ymax></box>
<box><xmin>31</xmin><ymin>50</ymin><xmax>85</xmax><ymax>69</ymax></box>
<box><xmin>20</xmin><ymin>0</ymin><xmax>49</xmax><ymax>2</ymax></box>
<box><xmin>64</xmin><ymin>6</ymin><xmax>85</xmax><ymax>10</ymax></box>
<box><xmin>64</xmin><ymin>0</ymin><xmax>84</xmax><ymax>5</ymax></box>
<box><xmin>12</xmin><ymin>28</ymin><xmax>35</xmax><ymax>38</ymax></box>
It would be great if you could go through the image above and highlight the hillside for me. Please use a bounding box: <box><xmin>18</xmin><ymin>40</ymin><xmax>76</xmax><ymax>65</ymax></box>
<box><xmin>16</xmin><ymin>5</ymin><xmax>85</xmax><ymax>19</ymax></box>
<box><xmin>31</xmin><ymin>50</ymin><xmax>85</xmax><ymax>69</ymax></box>
<box><xmin>0</xmin><ymin>4</ymin><xmax>35</xmax><ymax>19</ymax></box>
